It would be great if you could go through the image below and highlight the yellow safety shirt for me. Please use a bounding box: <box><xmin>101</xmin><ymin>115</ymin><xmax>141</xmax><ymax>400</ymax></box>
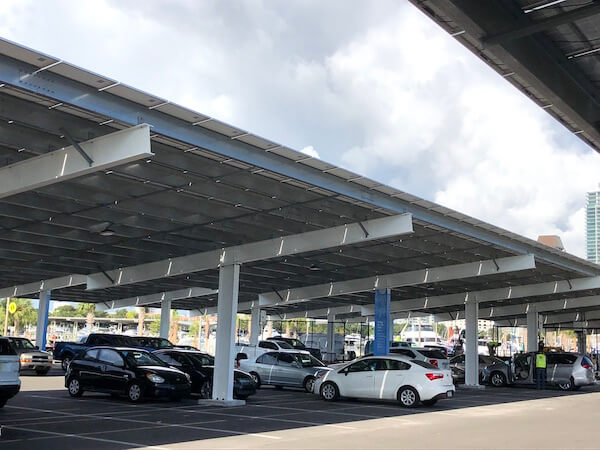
<box><xmin>536</xmin><ymin>353</ymin><xmax>547</xmax><ymax>369</ymax></box>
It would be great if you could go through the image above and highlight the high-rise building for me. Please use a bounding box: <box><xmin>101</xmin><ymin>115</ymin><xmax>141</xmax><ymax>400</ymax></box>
<box><xmin>586</xmin><ymin>190</ymin><xmax>600</xmax><ymax>264</ymax></box>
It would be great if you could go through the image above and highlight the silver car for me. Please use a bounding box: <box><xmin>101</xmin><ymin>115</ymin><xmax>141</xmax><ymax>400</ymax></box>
<box><xmin>7</xmin><ymin>337</ymin><xmax>52</xmax><ymax>375</ymax></box>
<box><xmin>239</xmin><ymin>350</ymin><xmax>331</xmax><ymax>392</ymax></box>
<box><xmin>512</xmin><ymin>352</ymin><xmax>594</xmax><ymax>390</ymax></box>
<box><xmin>450</xmin><ymin>354</ymin><xmax>511</xmax><ymax>386</ymax></box>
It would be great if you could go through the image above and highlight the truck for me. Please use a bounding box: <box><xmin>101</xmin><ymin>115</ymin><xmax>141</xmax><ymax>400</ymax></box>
<box><xmin>54</xmin><ymin>333</ymin><xmax>135</xmax><ymax>370</ymax></box>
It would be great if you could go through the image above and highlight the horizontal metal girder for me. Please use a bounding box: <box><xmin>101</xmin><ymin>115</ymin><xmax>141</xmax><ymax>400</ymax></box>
<box><xmin>0</xmin><ymin>274</ymin><xmax>86</xmax><ymax>298</ymax></box>
<box><xmin>477</xmin><ymin>294</ymin><xmax>600</xmax><ymax>320</ymax></box>
<box><xmin>86</xmin><ymin>214</ymin><xmax>413</xmax><ymax>290</ymax></box>
<box><xmin>483</xmin><ymin>2</ymin><xmax>600</xmax><ymax>46</ymax></box>
<box><xmin>96</xmin><ymin>286</ymin><xmax>218</xmax><ymax>311</ymax></box>
<box><xmin>0</xmin><ymin>124</ymin><xmax>152</xmax><ymax>199</ymax></box>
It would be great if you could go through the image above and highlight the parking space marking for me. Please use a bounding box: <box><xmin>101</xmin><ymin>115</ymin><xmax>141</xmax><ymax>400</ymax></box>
<box><xmin>5</xmin><ymin>404</ymin><xmax>282</xmax><ymax>440</ymax></box>
<box><xmin>3</xmin><ymin>425</ymin><xmax>169</xmax><ymax>449</ymax></box>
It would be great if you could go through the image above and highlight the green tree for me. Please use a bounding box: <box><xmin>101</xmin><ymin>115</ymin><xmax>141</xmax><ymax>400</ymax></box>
<box><xmin>112</xmin><ymin>308</ymin><xmax>128</xmax><ymax>319</ymax></box>
<box><xmin>148</xmin><ymin>319</ymin><xmax>160</xmax><ymax>335</ymax></box>
<box><xmin>1</xmin><ymin>298</ymin><xmax>37</xmax><ymax>335</ymax></box>
<box><xmin>125</xmin><ymin>310</ymin><xmax>138</xmax><ymax>319</ymax></box>
<box><xmin>51</xmin><ymin>304</ymin><xmax>78</xmax><ymax>317</ymax></box>
<box><xmin>76</xmin><ymin>303</ymin><xmax>96</xmax><ymax>331</ymax></box>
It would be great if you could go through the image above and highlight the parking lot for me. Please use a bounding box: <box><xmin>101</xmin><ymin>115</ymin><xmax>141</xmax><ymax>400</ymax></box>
<box><xmin>1</xmin><ymin>366</ymin><xmax>599</xmax><ymax>449</ymax></box>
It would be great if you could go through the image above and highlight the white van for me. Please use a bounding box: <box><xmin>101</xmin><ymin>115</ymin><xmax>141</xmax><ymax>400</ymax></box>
<box><xmin>0</xmin><ymin>337</ymin><xmax>21</xmax><ymax>407</ymax></box>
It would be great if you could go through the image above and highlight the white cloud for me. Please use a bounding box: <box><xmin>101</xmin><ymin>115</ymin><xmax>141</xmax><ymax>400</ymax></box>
<box><xmin>0</xmin><ymin>0</ymin><xmax>597</xmax><ymax>259</ymax></box>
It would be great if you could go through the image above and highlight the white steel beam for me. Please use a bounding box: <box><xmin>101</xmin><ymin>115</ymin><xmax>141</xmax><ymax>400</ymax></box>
<box><xmin>260</xmin><ymin>254</ymin><xmax>535</xmax><ymax>310</ymax></box>
<box><xmin>87</xmin><ymin>214</ymin><xmax>413</xmax><ymax>290</ymax></box>
<box><xmin>0</xmin><ymin>124</ymin><xmax>152</xmax><ymax>198</ymax></box>
<box><xmin>0</xmin><ymin>274</ymin><xmax>86</xmax><ymax>298</ymax></box>
<box><xmin>96</xmin><ymin>287</ymin><xmax>218</xmax><ymax>311</ymax></box>
<box><xmin>543</xmin><ymin>310</ymin><xmax>600</xmax><ymax>325</ymax></box>
<box><xmin>478</xmin><ymin>295</ymin><xmax>600</xmax><ymax>320</ymax></box>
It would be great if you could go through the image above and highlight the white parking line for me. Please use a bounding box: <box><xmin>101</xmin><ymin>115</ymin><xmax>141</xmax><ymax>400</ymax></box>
<box><xmin>3</xmin><ymin>425</ymin><xmax>169</xmax><ymax>449</ymax></box>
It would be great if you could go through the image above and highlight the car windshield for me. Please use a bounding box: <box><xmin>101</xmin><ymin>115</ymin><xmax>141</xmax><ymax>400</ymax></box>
<box><xmin>295</xmin><ymin>353</ymin><xmax>324</xmax><ymax>367</ymax></box>
<box><xmin>411</xmin><ymin>359</ymin><xmax>438</xmax><ymax>369</ymax></box>
<box><xmin>188</xmin><ymin>353</ymin><xmax>215</xmax><ymax>367</ymax></box>
<box><xmin>9</xmin><ymin>338</ymin><xmax>35</xmax><ymax>350</ymax></box>
<box><xmin>288</xmin><ymin>339</ymin><xmax>306</xmax><ymax>349</ymax></box>
<box><xmin>276</xmin><ymin>341</ymin><xmax>293</xmax><ymax>349</ymax></box>
<box><xmin>480</xmin><ymin>356</ymin><xmax>503</xmax><ymax>365</ymax></box>
<box><xmin>130</xmin><ymin>337</ymin><xmax>173</xmax><ymax>349</ymax></box>
<box><xmin>121</xmin><ymin>350</ymin><xmax>167</xmax><ymax>367</ymax></box>
<box><xmin>419</xmin><ymin>349</ymin><xmax>446</xmax><ymax>359</ymax></box>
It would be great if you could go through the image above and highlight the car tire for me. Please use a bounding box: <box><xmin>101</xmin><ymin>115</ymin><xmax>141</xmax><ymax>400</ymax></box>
<box><xmin>0</xmin><ymin>397</ymin><xmax>7</xmax><ymax>408</ymax></box>
<box><xmin>558</xmin><ymin>378</ymin><xmax>573</xmax><ymax>391</ymax></box>
<box><xmin>61</xmin><ymin>355</ymin><xmax>72</xmax><ymax>371</ymax></box>
<box><xmin>36</xmin><ymin>368</ymin><xmax>50</xmax><ymax>376</ymax></box>
<box><xmin>303</xmin><ymin>376</ymin><xmax>316</xmax><ymax>393</ymax></box>
<box><xmin>490</xmin><ymin>371</ymin><xmax>507</xmax><ymax>387</ymax></box>
<box><xmin>320</xmin><ymin>382</ymin><xmax>339</xmax><ymax>401</ymax></box>
<box><xmin>67</xmin><ymin>376</ymin><xmax>84</xmax><ymax>398</ymax></box>
<box><xmin>127</xmin><ymin>383</ymin><xmax>144</xmax><ymax>403</ymax></box>
<box><xmin>421</xmin><ymin>399</ymin><xmax>437</xmax><ymax>407</ymax></box>
<box><xmin>200</xmin><ymin>380</ymin><xmax>212</xmax><ymax>399</ymax></box>
<box><xmin>249</xmin><ymin>372</ymin><xmax>261</xmax><ymax>388</ymax></box>
<box><xmin>397</xmin><ymin>386</ymin><xmax>420</xmax><ymax>408</ymax></box>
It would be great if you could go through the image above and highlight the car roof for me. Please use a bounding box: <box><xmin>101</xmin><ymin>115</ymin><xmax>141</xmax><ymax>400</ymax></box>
<box><xmin>88</xmin><ymin>346</ymin><xmax>150</xmax><ymax>352</ymax></box>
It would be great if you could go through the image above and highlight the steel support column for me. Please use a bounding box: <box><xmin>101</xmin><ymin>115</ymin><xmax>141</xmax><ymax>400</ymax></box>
<box><xmin>374</xmin><ymin>288</ymin><xmax>391</xmax><ymax>356</ymax></box>
<box><xmin>326</xmin><ymin>313</ymin><xmax>335</xmax><ymax>363</ymax></box>
<box><xmin>250</xmin><ymin>306</ymin><xmax>261</xmax><ymax>346</ymax></box>
<box><xmin>36</xmin><ymin>290</ymin><xmax>51</xmax><ymax>350</ymax></box>
<box><xmin>160</xmin><ymin>299</ymin><xmax>171</xmax><ymax>339</ymax></box>
<box><xmin>212</xmin><ymin>264</ymin><xmax>240</xmax><ymax>402</ymax></box>
<box><xmin>526</xmin><ymin>308</ymin><xmax>538</xmax><ymax>352</ymax></box>
<box><xmin>464</xmin><ymin>299</ymin><xmax>479</xmax><ymax>387</ymax></box>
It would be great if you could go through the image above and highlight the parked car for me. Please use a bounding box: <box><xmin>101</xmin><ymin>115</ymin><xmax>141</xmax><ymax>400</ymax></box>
<box><xmin>389</xmin><ymin>347</ymin><xmax>450</xmax><ymax>370</ymax></box>
<box><xmin>512</xmin><ymin>352</ymin><xmax>594</xmax><ymax>390</ymax></box>
<box><xmin>0</xmin><ymin>337</ymin><xmax>20</xmax><ymax>408</ymax></box>
<box><xmin>235</xmin><ymin>340</ymin><xmax>295</xmax><ymax>361</ymax></box>
<box><xmin>239</xmin><ymin>350</ymin><xmax>331</xmax><ymax>392</ymax></box>
<box><xmin>363</xmin><ymin>340</ymin><xmax>411</xmax><ymax>356</ymax></box>
<box><xmin>54</xmin><ymin>333</ymin><xmax>135</xmax><ymax>370</ymax></box>
<box><xmin>129</xmin><ymin>336</ymin><xmax>174</xmax><ymax>350</ymax></box>
<box><xmin>65</xmin><ymin>346</ymin><xmax>191</xmax><ymax>402</ymax></box>
<box><xmin>450</xmin><ymin>354</ymin><xmax>511</xmax><ymax>386</ymax></box>
<box><xmin>267</xmin><ymin>337</ymin><xmax>322</xmax><ymax>360</ymax></box>
<box><xmin>314</xmin><ymin>355</ymin><xmax>455</xmax><ymax>407</ymax></box>
<box><xmin>6</xmin><ymin>337</ymin><xmax>52</xmax><ymax>375</ymax></box>
<box><xmin>154</xmin><ymin>349</ymin><xmax>256</xmax><ymax>400</ymax></box>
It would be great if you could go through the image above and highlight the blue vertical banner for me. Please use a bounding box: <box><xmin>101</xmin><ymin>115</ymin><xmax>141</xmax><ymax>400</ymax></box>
<box><xmin>374</xmin><ymin>288</ymin><xmax>391</xmax><ymax>356</ymax></box>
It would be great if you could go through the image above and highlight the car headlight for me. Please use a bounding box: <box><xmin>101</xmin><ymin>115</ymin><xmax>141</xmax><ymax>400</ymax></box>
<box><xmin>146</xmin><ymin>373</ymin><xmax>165</xmax><ymax>384</ymax></box>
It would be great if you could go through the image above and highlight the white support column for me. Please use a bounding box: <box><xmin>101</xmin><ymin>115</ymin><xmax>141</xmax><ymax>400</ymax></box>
<box><xmin>526</xmin><ymin>308</ymin><xmax>538</xmax><ymax>352</ymax></box>
<box><xmin>36</xmin><ymin>291</ymin><xmax>51</xmax><ymax>350</ymax></box>
<box><xmin>464</xmin><ymin>298</ymin><xmax>479</xmax><ymax>387</ymax></box>
<box><xmin>160</xmin><ymin>299</ymin><xmax>171</xmax><ymax>339</ymax></box>
<box><xmin>250</xmin><ymin>306</ymin><xmax>261</xmax><ymax>346</ymax></box>
<box><xmin>327</xmin><ymin>313</ymin><xmax>335</xmax><ymax>363</ymax></box>
<box><xmin>211</xmin><ymin>264</ymin><xmax>241</xmax><ymax>404</ymax></box>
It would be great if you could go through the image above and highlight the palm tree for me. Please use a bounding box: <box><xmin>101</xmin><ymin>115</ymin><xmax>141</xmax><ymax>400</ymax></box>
<box><xmin>137</xmin><ymin>307</ymin><xmax>147</xmax><ymax>336</ymax></box>
<box><xmin>76</xmin><ymin>303</ymin><xmax>96</xmax><ymax>333</ymax></box>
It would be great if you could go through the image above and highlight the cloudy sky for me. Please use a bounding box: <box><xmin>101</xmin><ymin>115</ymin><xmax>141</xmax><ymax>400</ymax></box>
<box><xmin>1</xmin><ymin>0</ymin><xmax>599</xmax><ymax>259</ymax></box>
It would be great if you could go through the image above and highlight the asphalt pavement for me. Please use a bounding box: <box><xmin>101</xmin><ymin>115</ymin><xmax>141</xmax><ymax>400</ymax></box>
<box><xmin>1</xmin><ymin>365</ymin><xmax>599</xmax><ymax>449</ymax></box>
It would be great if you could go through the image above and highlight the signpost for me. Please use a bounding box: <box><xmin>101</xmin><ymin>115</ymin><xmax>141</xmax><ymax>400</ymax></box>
<box><xmin>3</xmin><ymin>300</ymin><xmax>16</xmax><ymax>335</ymax></box>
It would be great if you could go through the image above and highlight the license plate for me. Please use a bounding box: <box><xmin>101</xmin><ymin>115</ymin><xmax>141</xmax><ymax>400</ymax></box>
<box><xmin>447</xmin><ymin>391</ymin><xmax>453</xmax><ymax>398</ymax></box>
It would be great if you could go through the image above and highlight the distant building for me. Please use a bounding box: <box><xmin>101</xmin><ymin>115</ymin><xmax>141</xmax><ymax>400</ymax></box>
<box><xmin>586</xmin><ymin>191</ymin><xmax>600</xmax><ymax>264</ymax></box>
<box><xmin>537</xmin><ymin>235</ymin><xmax>565</xmax><ymax>251</ymax></box>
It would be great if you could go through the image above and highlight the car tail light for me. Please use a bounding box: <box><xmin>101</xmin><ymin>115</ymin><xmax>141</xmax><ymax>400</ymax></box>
<box><xmin>582</xmin><ymin>362</ymin><xmax>592</xmax><ymax>369</ymax></box>
<box><xmin>425</xmin><ymin>373</ymin><xmax>444</xmax><ymax>381</ymax></box>
<box><xmin>429</xmin><ymin>359</ymin><xmax>438</xmax><ymax>367</ymax></box>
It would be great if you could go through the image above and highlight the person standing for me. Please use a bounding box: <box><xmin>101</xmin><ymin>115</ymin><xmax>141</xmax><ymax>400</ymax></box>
<box><xmin>535</xmin><ymin>350</ymin><xmax>547</xmax><ymax>390</ymax></box>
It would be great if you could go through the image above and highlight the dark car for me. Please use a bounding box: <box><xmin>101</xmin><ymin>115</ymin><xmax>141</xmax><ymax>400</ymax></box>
<box><xmin>65</xmin><ymin>346</ymin><xmax>191</xmax><ymax>402</ymax></box>
<box><xmin>267</xmin><ymin>337</ymin><xmax>322</xmax><ymax>360</ymax></box>
<box><xmin>128</xmin><ymin>336</ymin><xmax>174</xmax><ymax>351</ymax></box>
<box><xmin>155</xmin><ymin>349</ymin><xmax>256</xmax><ymax>400</ymax></box>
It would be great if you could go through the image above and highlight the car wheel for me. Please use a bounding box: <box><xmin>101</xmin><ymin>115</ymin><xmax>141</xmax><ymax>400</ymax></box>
<box><xmin>127</xmin><ymin>383</ymin><xmax>144</xmax><ymax>403</ymax></box>
<box><xmin>67</xmin><ymin>377</ymin><xmax>84</xmax><ymax>398</ymax></box>
<box><xmin>320</xmin><ymin>382</ymin><xmax>339</xmax><ymax>401</ymax></box>
<box><xmin>200</xmin><ymin>380</ymin><xmax>212</xmax><ymax>399</ymax></box>
<box><xmin>249</xmin><ymin>372</ymin><xmax>261</xmax><ymax>388</ymax></box>
<box><xmin>303</xmin><ymin>376</ymin><xmax>316</xmax><ymax>393</ymax></box>
<box><xmin>61</xmin><ymin>355</ymin><xmax>72</xmax><ymax>371</ymax></box>
<box><xmin>397</xmin><ymin>386</ymin><xmax>420</xmax><ymax>408</ymax></box>
<box><xmin>36</xmin><ymin>368</ymin><xmax>50</xmax><ymax>376</ymax></box>
<box><xmin>490</xmin><ymin>371</ymin><xmax>507</xmax><ymax>387</ymax></box>
<box><xmin>421</xmin><ymin>399</ymin><xmax>437</xmax><ymax>407</ymax></box>
<box><xmin>558</xmin><ymin>379</ymin><xmax>573</xmax><ymax>391</ymax></box>
<box><xmin>0</xmin><ymin>398</ymin><xmax>7</xmax><ymax>408</ymax></box>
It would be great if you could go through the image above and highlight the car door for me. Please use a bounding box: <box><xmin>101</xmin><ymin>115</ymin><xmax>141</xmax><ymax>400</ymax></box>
<box><xmin>337</xmin><ymin>358</ymin><xmax>377</xmax><ymax>398</ymax></box>
<box><xmin>78</xmin><ymin>348</ymin><xmax>101</xmax><ymax>388</ymax></box>
<box><xmin>97</xmin><ymin>349</ymin><xmax>128</xmax><ymax>392</ymax></box>
<box><xmin>255</xmin><ymin>352</ymin><xmax>278</xmax><ymax>384</ymax></box>
<box><xmin>513</xmin><ymin>354</ymin><xmax>533</xmax><ymax>384</ymax></box>
<box><xmin>274</xmin><ymin>352</ymin><xmax>300</xmax><ymax>386</ymax></box>
<box><xmin>376</xmin><ymin>359</ymin><xmax>411</xmax><ymax>400</ymax></box>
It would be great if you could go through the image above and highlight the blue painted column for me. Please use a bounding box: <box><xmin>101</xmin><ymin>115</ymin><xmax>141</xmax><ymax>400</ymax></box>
<box><xmin>374</xmin><ymin>289</ymin><xmax>391</xmax><ymax>356</ymax></box>
<box><xmin>36</xmin><ymin>290</ymin><xmax>51</xmax><ymax>351</ymax></box>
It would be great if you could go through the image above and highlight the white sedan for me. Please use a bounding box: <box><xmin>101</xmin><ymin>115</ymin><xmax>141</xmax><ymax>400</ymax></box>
<box><xmin>314</xmin><ymin>355</ymin><xmax>455</xmax><ymax>407</ymax></box>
